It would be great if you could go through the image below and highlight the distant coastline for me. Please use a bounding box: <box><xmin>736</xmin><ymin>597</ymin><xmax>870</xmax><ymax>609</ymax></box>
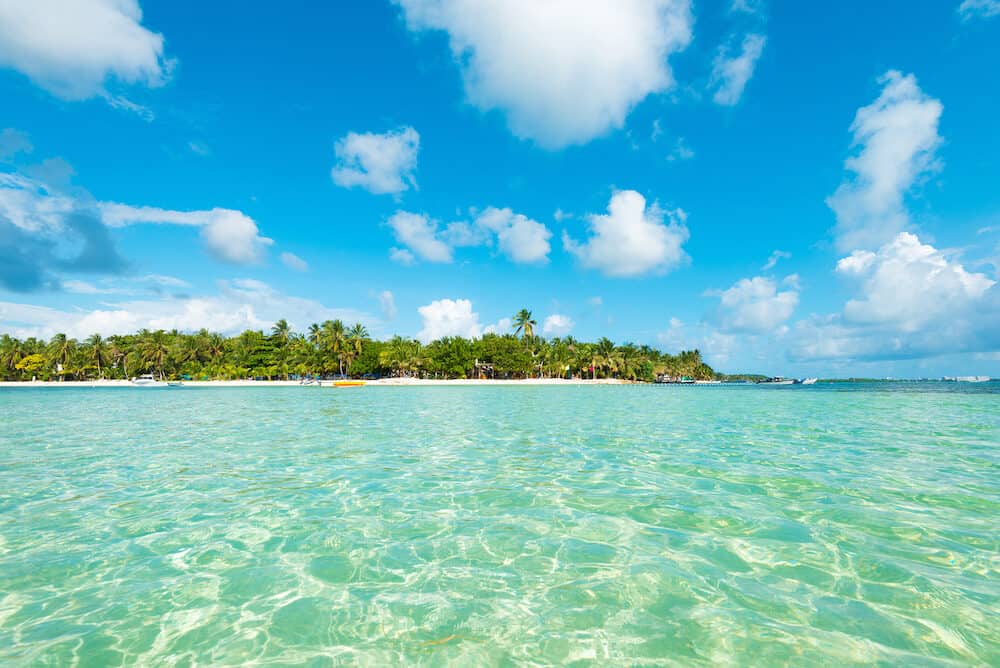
<box><xmin>1</xmin><ymin>377</ymin><xmax>992</xmax><ymax>388</ymax></box>
<box><xmin>0</xmin><ymin>378</ymin><xmax>633</xmax><ymax>388</ymax></box>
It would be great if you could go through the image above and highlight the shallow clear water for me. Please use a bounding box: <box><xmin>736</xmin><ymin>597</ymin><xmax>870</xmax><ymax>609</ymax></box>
<box><xmin>1</xmin><ymin>384</ymin><xmax>998</xmax><ymax>665</ymax></box>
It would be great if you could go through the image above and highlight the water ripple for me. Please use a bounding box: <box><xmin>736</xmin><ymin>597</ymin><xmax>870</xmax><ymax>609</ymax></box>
<box><xmin>0</xmin><ymin>384</ymin><xmax>998</xmax><ymax>665</ymax></box>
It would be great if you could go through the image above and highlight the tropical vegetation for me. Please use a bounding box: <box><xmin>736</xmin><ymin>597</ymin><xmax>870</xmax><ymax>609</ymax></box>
<box><xmin>0</xmin><ymin>309</ymin><xmax>715</xmax><ymax>382</ymax></box>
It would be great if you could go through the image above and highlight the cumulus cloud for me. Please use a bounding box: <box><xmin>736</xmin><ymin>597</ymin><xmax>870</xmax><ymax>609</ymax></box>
<box><xmin>473</xmin><ymin>207</ymin><xmax>551</xmax><ymax>263</ymax></box>
<box><xmin>416</xmin><ymin>298</ymin><xmax>482</xmax><ymax>342</ymax></box>
<box><xmin>395</xmin><ymin>0</ymin><xmax>693</xmax><ymax>148</ymax></box>
<box><xmin>280</xmin><ymin>251</ymin><xmax>308</xmax><ymax>272</ymax></box>
<box><xmin>386</xmin><ymin>206</ymin><xmax>552</xmax><ymax>264</ymax></box>
<box><xmin>387</xmin><ymin>211</ymin><xmax>453</xmax><ymax>263</ymax></box>
<box><xmin>958</xmin><ymin>0</ymin><xmax>1000</xmax><ymax>20</ymax></box>
<box><xmin>0</xmin><ymin>167</ymin><xmax>274</xmax><ymax>295</ymax></box>
<box><xmin>100</xmin><ymin>203</ymin><xmax>273</xmax><ymax>264</ymax></box>
<box><xmin>827</xmin><ymin>71</ymin><xmax>943</xmax><ymax>252</ymax></box>
<box><xmin>792</xmin><ymin>233</ymin><xmax>998</xmax><ymax>361</ymax></box>
<box><xmin>708</xmin><ymin>275</ymin><xmax>799</xmax><ymax>334</ymax></box>
<box><xmin>0</xmin><ymin>173</ymin><xmax>128</xmax><ymax>291</ymax></box>
<box><xmin>762</xmin><ymin>250</ymin><xmax>790</xmax><ymax>270</ymax></box>
<box><xmin>836</xmin><ymin>232</ymin><xmax>993</xmax><ymax>331</ymax></box>
<box><xmin>331</xmin><ymin>127</ymin><xmax>419</xmax><ymax>195</ymax></box>
<box><xmin>563</xmin><ymin>190</ymin><xmax>689</xmax><ymax>277</ymax></box>
<box><xmin>710</xmin><ymin>33</ymin><xmax>766</xmax><ymax>106</ymax></box>
<box><xmin>0</xmin><ymin>279</ymin><xmax>375</xmax><ymax>340</ymax></box>
<box><xmin>378</xmin><ymin>290</ymin><xmax>397</xmax><ymax>319</ymax></box>
<box><xmin>542</xmin><ymin>313</ymin><xmax>574</xmax><ymax>336</ymax></box>
<box><xmin>0</xmin><ymin>0</ymin><xmax>171</xmax><ymax>104</ymax></box>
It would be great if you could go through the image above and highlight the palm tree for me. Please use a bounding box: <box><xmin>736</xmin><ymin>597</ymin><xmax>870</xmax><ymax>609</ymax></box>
<box><xmin>593</xmin><ymin>337</ymin><xmax>618</xmax><ymax>378</ymax></box>
<box><xmin>271</xmin><ymin>319</ymin><xmax>291</xmax><ymax>344</ymax></box>
<box><xmin>345</xmin><ymin>323</ymin><xmax>368</xmax><ymax>375</ymax></box>
<box><xmin>379</xmin><ymin>336</ymin><xmax>422</xmax><ymax>376</ymax></box>
<box><xmin>84</xmin><ymin>333</ymin><xmax>108</xmax><ymax>379</ymax></box>
<box><xmin>512</xmin><ymin>308</ymin><xmax>537</xmax><ymax>340</ymax></box>
<box><xmin>47</xmin><ymin>333</ymin><xmax>77</xmax><ymax>380</ymax></box>
<box><xmin>0</xmin><ymin>335</ymin><xmax>25</xmax><ymax>379</ymax></box>
<box><xmin>138</xmin><ymin>330</ymin><xmax>170</xmax><ymax>380</ymax></box>
<box><xmin>322</xmin><ymin>319</ymin><xmax>347</xmax><ymax>376</ymax></box>
<box><xmin>307</xmin><ymin>323</ymin><xmax>322</xmax><ymax>347</ymax></box>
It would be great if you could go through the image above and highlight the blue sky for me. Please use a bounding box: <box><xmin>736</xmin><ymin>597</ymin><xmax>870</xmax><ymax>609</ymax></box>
<box><xmin>1</xmin><ymin>0</ymin><xmax>999</xmax><ymax>377</ymax></box>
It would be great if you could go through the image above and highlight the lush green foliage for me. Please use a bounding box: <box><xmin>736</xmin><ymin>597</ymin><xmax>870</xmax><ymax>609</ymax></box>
<box><xmin>0</xmin><ymin>313</ymin><xmax>715</xmax><ymax>381</ymax></box>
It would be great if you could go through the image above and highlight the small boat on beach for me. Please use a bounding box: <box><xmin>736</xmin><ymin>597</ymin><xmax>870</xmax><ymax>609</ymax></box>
<box><xmin>131</xmin><ymin>374</ymin><xmax>166</xmax><ymax>387</ymax></box>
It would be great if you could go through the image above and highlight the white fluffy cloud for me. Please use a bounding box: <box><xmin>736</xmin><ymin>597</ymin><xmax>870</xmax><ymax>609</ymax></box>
<box><xmin>827</xmin><ymin>71</ymin><xmax>943</xmax><ymax>252</ymax></box>
<box><xmin>395</xmin><ymin>0</ymin><xmax>693</xmax><ymax>148</ymax></box>
<box><xmin>0</xmin><ymin>279</ymin><xmax>375</xmax><ymax>340</ymax></box>
<box><xmin>836</xmin><ymin>232</ymin><xmax>994</xmax><ymax>331</ymax></box>
<box><xmin>331</xmin><ymin>127</ymin><xmax>419</xmax><ymax>195</ymax></box>
<box><xmin>100</xmin><ymin>203</ymin><xmax>273</xmax><ymax>264</ymax></box>
<box><xmin>280</xmin><ymin>251</ymin><xmax>309</xmax><ymax>272</ymax></box>
<box><xmin>1</xmin><ymin>169</ymin><xmax>273</xmax><ymax>293</ymax></box>
<box><xmin>709</xmin><ymin>275</ymin><xmax>799</xmax><ymax>334</ymax></box>
<box><xmin>416</xmin><ymin>298</ymin><xmax>482</xmax><ymax>342</ymax></box>
<box><xmin>386</xmin><ymin>211</ymin><xmax>453</xmax><ymax>263</ymax></box>
<box><xmin>792</xmin><ymin>233</ymin><xmax>998</xmax><ymax>361</ymax></box>
<box><xmin>386</xmin><ymin>207</ymin><xmax>552</xmax><ymax>264</ymax></box>
<box><xmin>542</xmin><ymin>314</ymin><xmax>574</xmax><ymax>336</ymax></box>
<box><xmin>473</xmin><ymin>207</ymin><xmax>551</xmax><ymax>263</ymax></box>
<box><xmin>563</xmin><ymin>190</ymin><xmax>689</xmax><ymax>277</ymax></box>
<box><xmin>0</xmin><ymin>0</ymin><xmax>170</xmax><ymax>102</ymax></box>
<box><xmin>958</xmin><ymin>0</ymin><xmax>1000</xmax><ymax>20</ymax></box>
<box><xmin>710</xmin><ymin>33</ymin><xmax>766</xmax><ymax>106</ymax></box>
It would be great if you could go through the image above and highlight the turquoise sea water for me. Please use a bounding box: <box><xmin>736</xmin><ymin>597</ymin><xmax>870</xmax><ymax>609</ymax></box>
<box><xmin>0</xmin><ymin>384</ymin><xmax>998</xmax><ymax>666</ymax></box>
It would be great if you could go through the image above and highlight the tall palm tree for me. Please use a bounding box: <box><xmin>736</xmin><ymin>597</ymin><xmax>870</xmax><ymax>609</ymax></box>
<box><xmin>593</xmin><ymin>337</ymin><xmax>617</xmax><ymax>378</ymax></box>
<box><xmin>84</xmin><ymin>333</ymin><xmax>108</xmax><ymax>379</ymax></box>
<box><xmin>345</xmin><ymin>323</ymin><xmax>368</xmax><ymax>375</ymax></box>
<box><xmin>322</xmin><ymin>319</ymin><xmax>347</xmax><ymax>376</ymax></box>
<box><xmin>0</xmin><ymin>334</ymin><xmax>25</xmax><ymax>378</ymax></box>
<box><xmin>512</xmin><ymin>308</ymin><xmax>537</xmax><ymax>341</ymax></box>
<box><xmin>307</xmin><ymin>323</ymin><xmax>322</xmax><ymax>348</ymax></box>
<box><xmin>271</xmin><ymin>319</ymin><xmax>291</xmax><ymax>344</ymax></box>
<box><xmin>47</xmin><ymin>333</ymin><xmax>77</xmax><ymax>380</ymax></box>
<box><xmin>138</xmin><ymin>330</ymin><xmax>170</xmax><ymax>380</ymax></box>
<box><xmin>106</xmin><ymin>336</ymin><xmax>128</xmax><ymax>379</ymax></box>
<box><xmin>205</xmin><ymin>333</ymin><xmax>226</xmax><ymax>363</ymax></box>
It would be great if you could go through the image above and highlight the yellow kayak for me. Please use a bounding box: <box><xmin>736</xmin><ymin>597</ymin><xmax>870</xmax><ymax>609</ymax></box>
<box><xmin>332</xmin><ymin>380</ymin><xmax>365</xmax><ymax>387</ymax></box>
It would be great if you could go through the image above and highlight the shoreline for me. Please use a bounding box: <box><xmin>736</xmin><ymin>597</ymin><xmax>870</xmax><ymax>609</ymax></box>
<box><xmin>0</xmin><ymin>378</ymin><xmax>633</xmax><ymax>388</ymax></box>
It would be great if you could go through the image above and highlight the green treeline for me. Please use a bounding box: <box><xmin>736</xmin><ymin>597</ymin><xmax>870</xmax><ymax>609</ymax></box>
<box><xmin>0</xmin><ymin>310</ymin><xmax>715</xmax><ymax>382</ymax></box>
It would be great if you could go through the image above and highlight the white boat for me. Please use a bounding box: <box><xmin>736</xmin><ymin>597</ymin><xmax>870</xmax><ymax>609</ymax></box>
<box><xmin>757</xmin><ymin>377</ymin><xmax>795</xmax><ymax>385</ymax></box>
<box><xmin>943</xmin><ymin>375</ymin><xmax>991</xmax><ymax>383</ymax></box>
<box><xmin>131</xmin><ymin>374</ymin><xmax>166</xmax><ymax>387</ymax></box>
<box><xmin>800</xmin><ymin>378</ymin><xmax>818</xmax><ymax>385</ymax></box>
